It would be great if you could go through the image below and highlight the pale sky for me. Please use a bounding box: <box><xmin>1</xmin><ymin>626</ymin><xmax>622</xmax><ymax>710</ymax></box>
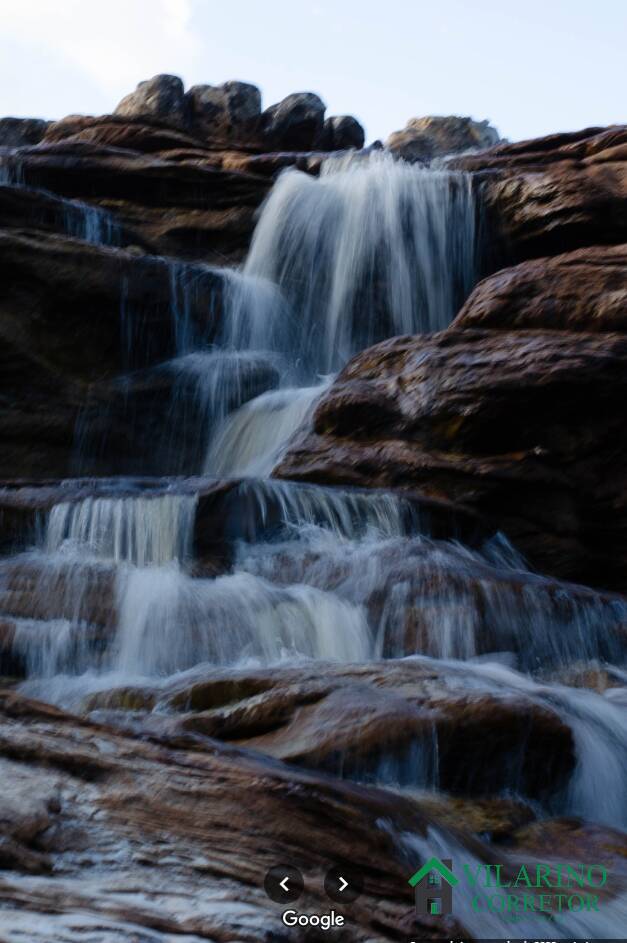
<box><xmin>0</xmin><ymin>0</ymin><xmax>625</xmax><ymax>144</ymax></box>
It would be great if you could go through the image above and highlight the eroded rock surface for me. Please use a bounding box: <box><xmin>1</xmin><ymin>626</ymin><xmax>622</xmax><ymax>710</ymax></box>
<box><xmin>456</xmin><ymin>125</ymin><xmax>627</xmax><ymax>263</ymax></box>
<box><xmin>0</xmin><ymin>689</ymin><xmax>461</xmax><ymax>941</ymax></box>
<box><xmin>276</xmin><ymin>328</ymin><xmax>627</xmax><ymax>589</ymax></box>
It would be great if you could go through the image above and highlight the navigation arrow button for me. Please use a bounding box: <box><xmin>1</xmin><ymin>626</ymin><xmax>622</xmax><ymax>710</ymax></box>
<box><xmin>325</xmin><ymin>866</ymin><xmax>363</xmax><ymax>903</ymax></box>
<box><xmin>264</xmin><ymin>865</ymin><xmax>304</xmax><ymax>903</ymax></box>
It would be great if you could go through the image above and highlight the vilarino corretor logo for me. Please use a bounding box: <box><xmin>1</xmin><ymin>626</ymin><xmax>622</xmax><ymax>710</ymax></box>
<box><xmin>408</xmin><ymin>857</ymin><xmax>609</xmax><ymax>920</ymax></box>
<box><xmin>409</xmin><ymin>857</ymin><xmax>457</xmax><ymax>916</ymax></box>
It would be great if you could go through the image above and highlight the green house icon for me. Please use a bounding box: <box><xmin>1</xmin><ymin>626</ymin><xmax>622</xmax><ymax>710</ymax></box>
<box><xmin>409</xmin><ymin>857</ymin><xmax>457</xmax><ymax>916</ymax></box>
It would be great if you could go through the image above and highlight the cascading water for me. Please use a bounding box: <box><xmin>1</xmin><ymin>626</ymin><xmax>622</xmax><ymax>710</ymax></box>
<box><xmin>2</xmin><ymin>142</ymin><xmax>626</xmax><ymax>939</ymax></box>
<box><xmin>186</xmin><ymin>152</ymin><xmax>478</xmax><ymax>475</ymax></box>
<box><xmin>243</xmin><ymin>152</ymin><xmax>476</xmax><ymax>374</ymax></box>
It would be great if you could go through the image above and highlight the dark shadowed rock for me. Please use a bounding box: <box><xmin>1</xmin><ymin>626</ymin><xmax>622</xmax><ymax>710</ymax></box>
<box><xmin>186</xmin><ymin>80</ymin><xmax>261</xmax><ymax>141</ymax></box>
<box><xmin>386</xmin><ymin>115</ymin><xmax>501</xmax><ymax>163</ymax></box>
<box><xmin>0</xmin><ymin>117</ymin><xmax>50</xmax><ymax>147</ymax></box>
<box><xmin>262</xmin><ymin>91</ymin><xmax>326</xmax><ymax>150</ymax></box>
<box><xmin>276</xmin><ymin>329</ymin><xmax>627</xmax><ymax>590</ymax></box>
<box><xmin>114</xmin><ymin>73</ymin><xmax>187</xmax><ymax>128</ymax></box>
<box><xmin>455</xmin><ymin>244</ymin><xmax>627</xmax><ymax>332</ymax></box>
<box><xmin>317</xmin><ymin>114</ymin><xmax>365</xmax><ymax>151</ymax></box>
<box><xmin>0</xmin><ymin>142</ymin><xmax>271</xmax><ymax>262</ymax></box>
<box><xmin>0</xmin><ymin>229</ymin><xmax>225</xmax><ymax>379</ymax></box>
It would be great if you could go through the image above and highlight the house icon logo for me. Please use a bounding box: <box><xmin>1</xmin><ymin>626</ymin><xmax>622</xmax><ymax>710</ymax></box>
<box><xmin>409</xmin><ymin>857</ymin><xmax>457</xmax><ymax>916</ymax></box>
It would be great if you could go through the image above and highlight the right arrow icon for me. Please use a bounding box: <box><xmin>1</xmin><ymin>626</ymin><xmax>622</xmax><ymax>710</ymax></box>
<box><xmin>324</xmin><ymin>866</ymin><xmax>363</xmax><ymax>903</ymax></box>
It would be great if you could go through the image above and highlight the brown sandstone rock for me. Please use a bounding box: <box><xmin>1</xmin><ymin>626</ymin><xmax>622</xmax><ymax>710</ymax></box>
<box><xmin>0</xmin><ymin>117</ymin><xmax>50</xmax><ymax>147</ymax></box>
<box><xmin>262</xmin><ymin>92</ymin><xmax>326</xmax><ymax>150</ymax></box>
<box><xmin>0</xmin><ymin>688</ymin><xmax>460</xmax><ymax>940</ymax></box>
<box><xmin>275</xmin><ymin>329</ymin><xmax>627</xmax><ymax>590</ymax></box>
<box><xmin>454</xmin><ymin>244</ymin><xmax>627</xmax><ymax>332</ymax></box>
<box><xmin>456</xmin><ymin>125</ymin><xmax>627</xmax><ymax>263</ymax></box>
<box><xmin>1</xmin><ymin>142</ymin><xmax>271</xmax><ymax>262</ymax></box>
<box><xmin>89</xmin><ymin>660</ymin><xmax>576</xmax><ymax>802</ymax></box>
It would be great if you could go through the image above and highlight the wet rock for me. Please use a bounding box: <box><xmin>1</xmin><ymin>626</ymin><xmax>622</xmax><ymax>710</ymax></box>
<box><xmin>103</xmin><ymin>660</ymin><xmax>576</xmax><ymax>803</ymax></box>
<box><xmin>276</xmin><ymin>329</ymin><xmax>627</xmax><ymax>591</ymax></box>
<box><xmin>510</xmin><ymin>817</ymin><xmax>627</xmax><ymax>866</ymax></box>
<box><xmin>455</xmin><ymin>125</ymin><xmax>627</xmax><ymax>262</ymax></box>
<box><xmin>0</xmin><ymin>116</ymin><xmax>50</xmax><ymax>147</ymax></box>
<box><xmin>386</xmin><ymin>115</ymin><xmax>501</xmax><ymax>163</ymax></box>
<box><xmin>454</xmin><ymin>244</ymin><xmax>627</xmax><ymax>331</ymax></box>
<box><xmin>114</xmin><ymin>74</ymin><xmax>187</xmax><ymax>128</ymax></box>
<box><xmin>317</xmin><ymin>114</ymin><xmax>365</xmax><ymax>151</ymax></box>
<box><xmin>262</xmin><ymin>92</ymin><xmax>326</xmax><ymax>150</ymax></box>
<box><xmin>0</xmin><ymin>230</ymin><xmax>225</xmax><ymax>379</ymax></box>
<box><xmin>0</xmin><ymin>689</ymin><xmax>459</xmax><ymax>940</ymax></box>
<box><xmin>416</xmin><ymin>794</ymin><xmax>536</xmax><ymax>840</ymax></box>
<box><xmin>0</xmin><ymin>143</ymin><xmax>271</xmax><ymax>263</ymax></box>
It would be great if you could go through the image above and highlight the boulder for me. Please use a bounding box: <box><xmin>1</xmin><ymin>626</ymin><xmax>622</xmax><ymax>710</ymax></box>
<box><xmin>114</xmin><ymin>73</ymin><xmax>187</xmax><ymax>128</ymax></box>
<box><xmin>88</xmin><ymin>659</ymin><xmax>576</xmax><ymax>803</ymax></box>
<box><xmin>386</xmin><ymin>115</ymin><xmax>501</xmax><ymax>163</ymax></box>
<box><xmin>0</xmin><ymin>117</ymin><xmax>50</xmax><ymax>147</ymax></box>
<box><xmin>262</xmin><ymin>91</ymin><xmax>326</xmax><ymax>150</ymax></box>
<box><xmin>454</xmin><ymin>244</ymin><xmax>627</xmax><ymax>332</ymax></box>
<box><xmin>317</xmin><ymin>114</ymin><xmax>365</xmax><ymax>151</ymax></box>
<box><xmin>186</xmin><ymin>80</ymin><xmax>261</xmax><ymax>140</ymax></box>
<box><xmin>275</xmin><ymin>328</ymin><xmax>627</xmax><ymax>590</ymax></box>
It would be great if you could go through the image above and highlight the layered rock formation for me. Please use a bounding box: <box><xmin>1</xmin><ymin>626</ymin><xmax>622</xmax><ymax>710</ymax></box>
<box><xmin>276</xmin><ymin>128</ymin><xmax>627</xmax><ymax>591</ymax></box>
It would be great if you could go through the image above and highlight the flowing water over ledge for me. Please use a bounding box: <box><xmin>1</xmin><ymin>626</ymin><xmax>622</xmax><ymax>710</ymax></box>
<box><xmin>1</xmin><ymin>150</ymin><xmax>626</xmax><ymax>938</ymax></box>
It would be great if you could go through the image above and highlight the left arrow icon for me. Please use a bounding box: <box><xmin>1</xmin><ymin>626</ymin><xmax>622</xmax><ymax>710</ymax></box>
<box><xmin>264</xmin><ymin>865</ymin><xmax>304</xmax><ymax>903</ymax></box>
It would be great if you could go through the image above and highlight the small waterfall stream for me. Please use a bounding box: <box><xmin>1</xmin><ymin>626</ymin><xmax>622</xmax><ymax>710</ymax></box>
<box><xmin>1</xmin><ymin>145</ymin><xmax>625</xmax><ymax>938</ymax></box>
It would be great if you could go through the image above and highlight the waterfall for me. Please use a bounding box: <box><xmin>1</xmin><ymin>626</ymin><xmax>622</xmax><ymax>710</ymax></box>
<box><xmin>203</xmin><ymin>383</ymin><xmax>328</xmax><ymax>476</ymax></box>
<box><xmin>46</xmin><ymin>494</ymin><xmax>197</xmax><ymax>567</ymax></box>
<box><xmin>4</xmin><ymin>129</ymin><xmax>626</xmax><ymax>941</ymax></box>
<box><xmin>243</xmin><ymin>152</ymin><xmax>477</xmax><ymax>375</ymax></box>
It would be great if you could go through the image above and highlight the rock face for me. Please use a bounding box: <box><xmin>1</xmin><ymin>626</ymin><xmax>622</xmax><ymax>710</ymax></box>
<box><xmin>276</xmin><ymin>326</ymin><xmax>627</xmax><ymax>590</ymax></box>
<box><xmin>453</xmin><ymin>244</ymin><xmax>627</xmax><ymax>332</ymax></box>
<box><xmin>1</xmin><ymin>141</ymin><xmax>271</xmax><ymax>262</ymax></box>
<box><xmin>456</xmin><ymin>125</ymin><xmax>627</xmax><ymax>264</ymax></box>
<box><xmin>0</xmin><ymin>229</ymin><xmax>233</xmax><ymax>476</ymax></box>
<box><xmin>0</xmin><ymin>117</ymin><xmax>50</xmax><ymax>147</ymax></box>
<box><xmin>387</xmin><ymin>115</ymin><xmax>501</xmax><ymax>163</ymax></box>
<box><xmin>114</xmin><ymin>73</ymin><xmax>187</xmax><ymax>128</ymax></box>
<box><xmin>100</xmin><ymin>660</ymin><xmax>575</xmax><ymax>803</ymax></box>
